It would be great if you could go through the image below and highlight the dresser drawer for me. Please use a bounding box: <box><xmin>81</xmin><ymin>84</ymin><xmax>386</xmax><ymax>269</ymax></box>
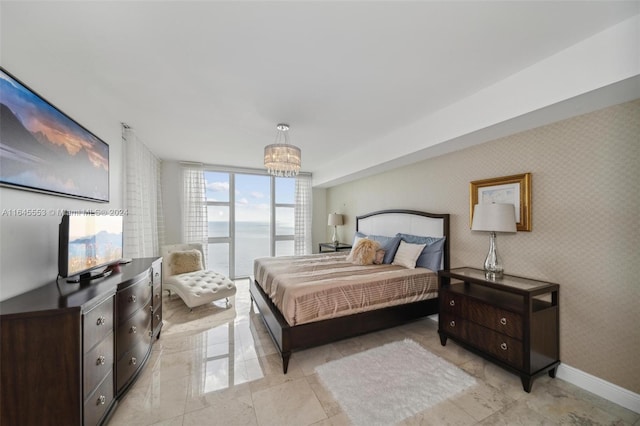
<box><xmin>116</xmin><ymin>300</ymin><xmax>152</xmax><ymax>360</ymax></box>
<box><xmin>83</xmin><ymin>331</ymin><xmax>114</xmax><ymax>400</ymax></box>
<box><xmin>152</xmin><ymin>303</ymin><xmax>163</xmax><ymax>333</ymax></box>
<box><xmin>467</xmin><ymin>298</ymin><xmax>522</xmax><ymax>339</ymax></box>
<box><xmin>84</xmin><ymin>371</ymin><xmax>114</xmax><ymax>426</ymax></box>
<box><xmin>467</xmin><ymin>321</ymin><xmax>523</xmax><ymax>369</ymax></box>
<box><xmin>116</xmin><ymin>339</ymin><xmax>151</xmax><ymax>392</ymax></box>
<box><xmin>152</xmin><ymin>284</ymin><xmax>162</xmax><ymax>310</ymax></box>
<box><xmin>117</xmin><ymin>276</ymin><xmax>151</xmax><ymax>323</ymax></box>
<box><xmin>152</xmin><ymin>259</ymin><xmax>162</xmax><ymax>285</ymax></box>
<box><xmin>84</xmin><ymin>296</ymin><xmax>114</xmax><ymax>352</ymax></box>
<box><xmin>440</xmin><ymin>291</ymin><xmax>466</xmax><ymax>316</ymax></box>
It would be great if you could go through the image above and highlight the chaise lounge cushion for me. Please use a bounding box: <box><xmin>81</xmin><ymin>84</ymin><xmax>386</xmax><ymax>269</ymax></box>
<box><xmin>162</xmin><ymin>243</ymin><xmax>236</xmax><ymax>309</ymax></box>
<box><xmin>164</xmin><ymin>270</ymin><xmax>236</xmax><ymax>309</ymax></box>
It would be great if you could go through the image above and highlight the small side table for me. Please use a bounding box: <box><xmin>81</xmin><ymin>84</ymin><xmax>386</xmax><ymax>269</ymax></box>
<box><xmin>319</xmin><ymin>242</ymin><xmax>352</xmax><ymax>253</ymax></box>
<box><xmin>438</xmin><ymin>267</ymin><xmax>560</xmax><ymax>392</ymax></box>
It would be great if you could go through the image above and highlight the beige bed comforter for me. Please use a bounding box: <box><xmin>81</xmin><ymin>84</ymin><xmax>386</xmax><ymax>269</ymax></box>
<box><xmin>253</xmin><ymin>253</ymin><xmax>438</xmax><ymax>326</ymax></box>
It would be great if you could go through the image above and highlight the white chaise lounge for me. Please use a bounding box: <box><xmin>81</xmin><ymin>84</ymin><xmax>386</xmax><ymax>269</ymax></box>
<box><xmin>161</xmin><ymin>243</ymin><xmax>236</xmax><ymax>310</ymax></box>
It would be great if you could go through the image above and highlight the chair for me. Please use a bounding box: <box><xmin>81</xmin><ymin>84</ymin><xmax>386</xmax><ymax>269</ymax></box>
<box><xmin>161</xmin><ymin>243</ymin><xmax>236</xmax><ymax>310</ymax></box>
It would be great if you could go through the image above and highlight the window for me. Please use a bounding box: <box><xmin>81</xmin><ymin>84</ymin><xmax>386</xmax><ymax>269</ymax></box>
<box><xmin>204</xmin><ymin>170</ymin><xmax>301</xmax><ymax>279</ymax></box>
<box><xmin>275</xmin><ymin>177</ymin><xmax>295</xmax><ymax>257</ymax></box>
<box><xmin>235</xmin><ymin>174</ymin><xmax>271</xmax><ymax>278</ymax></box>
<box><xmin>205</xmin><ymin>171</ymin><xmax>230</xmax><ymax>276</ymax></box>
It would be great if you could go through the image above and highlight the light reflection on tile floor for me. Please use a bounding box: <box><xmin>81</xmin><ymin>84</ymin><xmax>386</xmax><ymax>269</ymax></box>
<box><xmin>107</xmin><ymin>279</ymin><xmax>639</xmax><ymax>426</ymax></box>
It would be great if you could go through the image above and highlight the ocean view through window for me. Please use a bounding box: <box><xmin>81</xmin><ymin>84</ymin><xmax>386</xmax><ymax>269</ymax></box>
<box><xmin>205</xmin><ymin>170</ymin><xmax>296</xmax><ymax>278</ymax></box>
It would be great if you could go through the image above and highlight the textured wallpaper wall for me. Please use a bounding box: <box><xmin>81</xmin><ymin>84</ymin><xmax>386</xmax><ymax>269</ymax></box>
<box><xmin>326</xmin><ymin>99</ymin><xmax>640</xmax><ymax>393</ymax></box>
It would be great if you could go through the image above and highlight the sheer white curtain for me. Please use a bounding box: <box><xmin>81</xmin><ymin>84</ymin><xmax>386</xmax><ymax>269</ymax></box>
<box><xmin>294</xmin><ymin>174</ymin><xmax>312</xmax><ymax>255</ymax></box>
<box><xmin>122</xmin><ymin>126</ymin><xmax>165</xmax><ymax>258</ymax></box>
<box><xmin>182</xmin><ymin>163</ymin><xmax>208</xmax><ymax>260</ymax></box>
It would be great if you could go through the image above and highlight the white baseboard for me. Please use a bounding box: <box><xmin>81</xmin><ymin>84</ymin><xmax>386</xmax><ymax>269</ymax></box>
<box><xmin>556</xmin><ymin>364</ymin><xmax>640</xmax><ymax>414</ymax></box>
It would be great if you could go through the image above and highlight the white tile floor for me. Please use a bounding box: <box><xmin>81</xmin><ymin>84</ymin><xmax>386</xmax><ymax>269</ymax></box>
<box><xmin>107</xmin><ymin>279</ymin><xmax>639</xmax><ymax>426</ymax></box>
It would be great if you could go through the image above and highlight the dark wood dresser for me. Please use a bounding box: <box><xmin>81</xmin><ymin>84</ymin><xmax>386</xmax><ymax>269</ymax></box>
<box><xmin>0</xmin><ymin>257</ymin><xmax>162</xmax><ymax>425</ymax></box>
<box><xmin>438</xmin><ymin>267</ymin><xmax>560</xmax><ymax>392</ymax></box>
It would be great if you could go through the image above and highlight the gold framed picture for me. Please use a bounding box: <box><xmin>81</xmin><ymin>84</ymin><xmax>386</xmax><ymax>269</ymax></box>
<box><xmin>470</xmin><ymin>173</ymin><xmax>531</xmax><ymax>231</ymax></box>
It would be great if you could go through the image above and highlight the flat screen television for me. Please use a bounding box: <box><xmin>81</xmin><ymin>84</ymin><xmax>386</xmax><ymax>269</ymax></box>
<box><xmin>58</xmin><ymin>212</ymin><xmax>124</xmax><ymax>283</ymax></box>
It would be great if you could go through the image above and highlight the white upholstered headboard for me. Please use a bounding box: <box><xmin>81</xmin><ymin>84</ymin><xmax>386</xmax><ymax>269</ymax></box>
<box><xmin>356</xmin><ymin>209</ymin><xmax>450</xmax><ymax>270</ymax></box>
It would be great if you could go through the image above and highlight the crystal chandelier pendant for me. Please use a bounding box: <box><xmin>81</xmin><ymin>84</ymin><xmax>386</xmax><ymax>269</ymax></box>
<box><xmin>264</xmin><ymin>123</ymin><xmax>301</xmax><ymax>177</ymax></box>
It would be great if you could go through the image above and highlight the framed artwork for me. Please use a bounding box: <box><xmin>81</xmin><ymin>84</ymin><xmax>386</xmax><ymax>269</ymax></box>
<box><xmin>470</xmin><ymin>173</ymin><xmax>531</xmax><ymax>231</ymax></box>
<box><xmin>0</xmin><ymin>67</ymin><xmax>109</xmax><ymax>202</ymax></box>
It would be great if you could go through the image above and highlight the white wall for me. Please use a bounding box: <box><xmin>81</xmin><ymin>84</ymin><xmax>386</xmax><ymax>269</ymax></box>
<box><xmin>0</xmin><ymin>124</ymin><xmax>124</xmax><ymax>301</ymax></box>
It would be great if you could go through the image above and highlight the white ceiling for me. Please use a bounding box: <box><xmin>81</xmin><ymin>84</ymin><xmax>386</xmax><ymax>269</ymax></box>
<box><xmin>2</xmin><ymin>1</ymin><xmax>639</xmax><ymax>187</ymax></box>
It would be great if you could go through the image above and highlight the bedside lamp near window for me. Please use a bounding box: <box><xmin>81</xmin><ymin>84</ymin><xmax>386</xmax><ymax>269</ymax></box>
<box><xmin>328</xmin><ymin>213</ymin><xmax>344</xmax><ymax>245</ymax></box>
<box><xmin>471</xmin><ymin>203</ymin><xmax>517</xmax><ymax>278</ymax></box>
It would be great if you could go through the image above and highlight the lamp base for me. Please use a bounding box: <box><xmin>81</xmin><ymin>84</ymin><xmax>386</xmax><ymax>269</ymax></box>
<box><xmin>483</xmin><ymin>231</ymin><xmax>504</xmax><ymax>279</ymax></box>
<box><xmin>331</xmin><ymin>226</ymin><xmax>339</xmax><ymax>245</ymax></box>
<box><xmin>484</xmin><ymin>270</ymin><xmax>502</xmax><ymax>281</ymax></box>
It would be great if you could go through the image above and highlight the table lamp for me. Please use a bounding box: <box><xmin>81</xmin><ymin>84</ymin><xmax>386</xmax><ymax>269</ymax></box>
<box><xmin>471</xmin><ymin>203</ymin><xmax>517</xmax><ymax>278</ymax></box>
<box><xmin>328</xmin><ymin>213</ymin><xmax>344</xmax><ymax>245</ymax></box>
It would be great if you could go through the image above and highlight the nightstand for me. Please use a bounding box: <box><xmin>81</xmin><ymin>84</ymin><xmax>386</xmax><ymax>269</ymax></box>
<box><xmin>438</xmin><ymin>267</ymin><xmax>560</xmax><ymax>392</ymax></box>
<box><xmin>318</xmin><ymin>242</ymin><xmax>352</xmax><ymax>253</ymax></box>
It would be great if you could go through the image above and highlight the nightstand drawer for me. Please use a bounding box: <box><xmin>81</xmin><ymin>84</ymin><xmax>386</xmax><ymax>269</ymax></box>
<box><xmin>441</xmin><ymin>291</ymin><xmax>466</xmax><ymax>316</ymax></box>
<box><xmin>467</xmin><ymin>298</ymin><xmax>522</xmax><ymax>339</ymax></box>
<box><xmin>467</xmin><ymin>321</ymin><xmax>523</xmax><ymax>369</ymax></box>
<box><xmin>440</xmin><ymin>312</ymin><xmax>467</xmax><ymax>340</ymax></box>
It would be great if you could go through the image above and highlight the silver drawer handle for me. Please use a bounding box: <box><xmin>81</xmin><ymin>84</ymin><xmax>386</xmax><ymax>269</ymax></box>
<box><xmin>449</xmin><ymin>300</ymin><xmax>455</xmax><ymax>307</ymax></box>
<box><xmin>129</xmin><ymin>295</ymin><xmax>137</xmax><ymax>303</ymax></box>
<box><xmin>130</xmin><ymin>326</ymin><xmax>137</xmax><ymax>334</ymax></box>
<box><xmin>96</xmin><ymin>355</ymin><xmax>105</xmax><ymax>366</ymax></box>
<box><xmin>130</xmin><ymin>357</ymin><xmax>137</xmax><ymax>366</ymax></box>
<box><xmin>500</xmin><ymin>317</ymin><xmax>507</xmax><ymax>325</ymax></box>
<box><xmin>500</xmin><ymin>342</ymin><xmax>508</xmax><ymax>351</ymax></box>
<box><xmin>97</xmin><ymin>395</ymin><xmax>106</xmax><ymax>405</ymax></box>
<box><xmin>96</xmin><ymin>317</ymin><xmax>106</xmax><ymax>326</ymax></box>
<box><xmin>156</xmin><ymin>314</ymin><xmax>161</xmax><ymax>321</ymax></box>
<box><xmin>449</xmin><ymin>320</ymin><xmax>455</xmax><ymax>327</ymax></box>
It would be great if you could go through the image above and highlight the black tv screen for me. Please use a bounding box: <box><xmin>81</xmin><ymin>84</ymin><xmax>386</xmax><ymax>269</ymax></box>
<box><xmin>58</xmin><ymin>213</ymin><xmax>123</xmax><ymax>281</ymax></box>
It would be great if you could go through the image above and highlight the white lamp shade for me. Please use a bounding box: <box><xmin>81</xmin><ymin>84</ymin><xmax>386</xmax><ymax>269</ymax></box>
<box><xmin>471</xmin><ymin>203</ymin><xmax>517</xmax><ymax>233</ymax></box>
<box><xmin>328</xmin><ymin>213</ymin><xmax>344</xmax><ymax>226</ymax></box>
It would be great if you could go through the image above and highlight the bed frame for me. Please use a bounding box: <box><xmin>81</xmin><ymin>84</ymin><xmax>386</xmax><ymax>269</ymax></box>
<box><xmin>250</xmin><ymin>209</ymin><xmax>450</xmax><ymax>373</ymax></box>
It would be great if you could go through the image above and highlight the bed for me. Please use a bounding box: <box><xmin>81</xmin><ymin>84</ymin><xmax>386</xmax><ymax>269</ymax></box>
<box><xmin>250</xmin><ymin>209</ymin><xmax>450</xmax><ymax>373</ymax></box>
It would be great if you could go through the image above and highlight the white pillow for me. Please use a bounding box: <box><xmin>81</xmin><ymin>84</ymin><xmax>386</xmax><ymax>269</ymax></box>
<box><xmin>392</xmin><ymin>240</ymin><xmax>426</xmax><ymax>269</ymax></box>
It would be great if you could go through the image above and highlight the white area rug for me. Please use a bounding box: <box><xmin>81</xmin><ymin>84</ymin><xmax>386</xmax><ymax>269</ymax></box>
<box><xmin>315</xmin><ymin>339</ymin><xmax>476</xmax><ymax>426</ymax></box>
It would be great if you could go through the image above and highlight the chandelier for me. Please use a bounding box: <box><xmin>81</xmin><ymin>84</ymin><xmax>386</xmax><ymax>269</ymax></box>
<box><xmin>264</xmin><ymin>123</ymin><xmax>301</xmax><ymax>177</ymax></box>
